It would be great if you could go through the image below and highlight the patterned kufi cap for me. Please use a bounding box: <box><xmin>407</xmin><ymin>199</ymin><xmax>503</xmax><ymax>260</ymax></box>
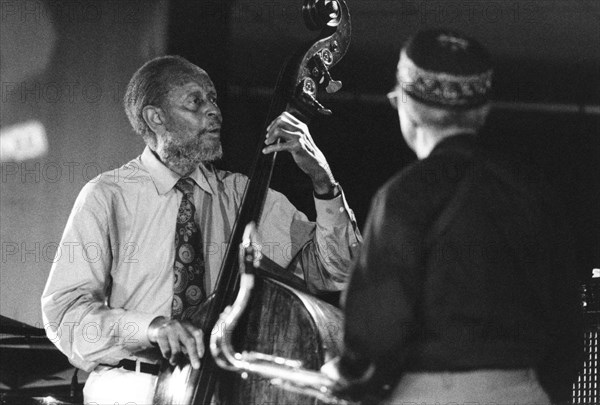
<box><xmin>397</xmin><ymin>29</ymin><xmax>493</xmax><ymax>109</ymax></box>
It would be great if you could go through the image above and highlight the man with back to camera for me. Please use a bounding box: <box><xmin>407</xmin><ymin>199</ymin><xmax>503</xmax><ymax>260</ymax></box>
<box><xmin>325</xmin><ymin>29</ymin><xmax>582</xmax><ymax>404</ymax></box>
<box><xmin>41</xmin><ymin>55</ymin><xmax>361</xmax><ymax>404</ymax></box>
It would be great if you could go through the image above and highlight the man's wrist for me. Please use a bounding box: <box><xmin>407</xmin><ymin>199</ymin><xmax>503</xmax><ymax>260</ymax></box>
<box><xmin>314</xmin><ymin>182</ymin><xmax>340</xmax><ymax>200</ymax></box>
<box><xmin>147</xmin><ymin>316</ymin><xmax>168</xmax><ymax>343</ymax></box>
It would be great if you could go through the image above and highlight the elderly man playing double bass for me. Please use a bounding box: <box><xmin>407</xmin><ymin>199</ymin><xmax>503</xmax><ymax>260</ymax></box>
<box><xmin>41</xmin><ymin>55</ymin><xmax>360</xmax><ymax>404</ymax></box>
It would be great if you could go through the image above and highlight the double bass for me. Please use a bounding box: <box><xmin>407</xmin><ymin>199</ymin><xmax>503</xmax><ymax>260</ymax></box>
<box><xmin>153</xmin><ymin>0</ymin><xmax>352</xmax><ymax>404</ymax></box>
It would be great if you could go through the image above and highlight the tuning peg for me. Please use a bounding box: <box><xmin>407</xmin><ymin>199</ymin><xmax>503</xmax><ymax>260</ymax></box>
<box><xmin>297</xmin><ymin>78</ymin><xmax>333</xmax><ymax>116</ymax></box>
<box><xmin>325</xmin><ymin>78</ymin><xmax>342</xmax><ymax>93</ymax></box>
<box><xmin>312</xmin><ymin>51</ymin><xmax>343</xmax><ymax>94</ymax></box>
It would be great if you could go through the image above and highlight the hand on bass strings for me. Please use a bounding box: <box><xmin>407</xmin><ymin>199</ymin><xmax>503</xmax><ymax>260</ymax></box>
<box><xmin>263</xmin><ymin>111</ymin><xmax>338</xmax><ymax>196</ymax></box>
<box><xmin>147</xmin><ymin>316</ymin><xmax>205</xmax><ymax>369</ymax></box>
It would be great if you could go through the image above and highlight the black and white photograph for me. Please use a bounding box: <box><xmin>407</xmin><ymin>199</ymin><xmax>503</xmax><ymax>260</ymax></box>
<box><xmin>1</xmin><ymin>1</ymin><xmax>598</xmax><ymax>404</ymax></box>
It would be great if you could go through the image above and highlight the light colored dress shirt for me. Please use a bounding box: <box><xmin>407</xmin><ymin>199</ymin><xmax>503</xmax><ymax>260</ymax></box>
<box><xmin>42</xmin><ymin>146</ymin><xmax>360</xmax><ymax>372</ymax></box>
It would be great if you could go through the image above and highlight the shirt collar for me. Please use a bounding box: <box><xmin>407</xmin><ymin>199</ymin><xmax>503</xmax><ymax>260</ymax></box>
<box><xmin>141</xmin><ymin>146</ymin><xmax>215</xmax><ymax>195</ymax></box>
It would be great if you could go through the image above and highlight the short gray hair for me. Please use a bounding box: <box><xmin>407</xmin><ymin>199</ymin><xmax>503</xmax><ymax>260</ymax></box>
<box><xmin>123</xmin><ymin>55</ymin><xmax>208</xmax><ymax>144</ymax></box>
<box><xmin>403</xmin><ymin>94</ymin><xmax>490</xmax><ymax>132</ymax></box>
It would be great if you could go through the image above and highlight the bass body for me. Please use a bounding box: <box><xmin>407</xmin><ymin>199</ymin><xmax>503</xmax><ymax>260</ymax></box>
<box><xmin>153</xmin><ymin>273</ymin><xmax>343</xmax><ymax>405</ymax></box>
<box><xmin>219</xmin><ymin>275</ymin><xmax>343</xmax><ymax>404</ymax></box>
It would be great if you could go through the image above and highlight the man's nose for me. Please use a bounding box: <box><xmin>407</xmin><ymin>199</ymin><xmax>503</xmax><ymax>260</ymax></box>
<box><xmin>206</xmin><ymin>103</ymin><xmax>221</xmax><ymax>120</ymax></box>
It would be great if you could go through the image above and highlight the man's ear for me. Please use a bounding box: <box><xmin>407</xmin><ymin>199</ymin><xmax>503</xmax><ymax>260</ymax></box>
<box><xmin>142</xmin><ymin>105</ymin><xmax>165</xmax><ymax>134</ymax></box>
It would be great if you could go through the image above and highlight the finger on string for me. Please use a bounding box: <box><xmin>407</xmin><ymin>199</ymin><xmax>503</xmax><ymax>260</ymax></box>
<box><xmin>263</xmin><ymin>142</ymin><xmax>297</xmax><ymax>155</ymax></box>
<box><xmin>265</xmin><ymin>128</ymin><xmax>299</xmax><ymax>144</ymax></box>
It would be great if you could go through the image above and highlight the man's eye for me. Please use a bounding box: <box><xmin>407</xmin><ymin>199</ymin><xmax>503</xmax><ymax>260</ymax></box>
<box><xmin>187</xmin><ymin>96</ymin><xmax>217</xmax><ymax>108</ymax></box>
<box><xmin>186</xmin><ymin>97</ymin><xmax>200</xmax><ymax>109</ymax></box>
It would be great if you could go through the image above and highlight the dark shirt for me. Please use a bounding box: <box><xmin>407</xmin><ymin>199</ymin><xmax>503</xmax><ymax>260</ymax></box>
<box><xmin>341</xmin><ymin>135</ymin><xmax>582</xmax><ymax>402</ymax></box>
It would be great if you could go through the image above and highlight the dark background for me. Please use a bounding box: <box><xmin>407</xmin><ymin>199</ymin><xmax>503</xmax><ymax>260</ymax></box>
<box><xmin>169</xmin><ymin>0</ymin><xmax>600</xmax><ymax>283</ymax></box>
<box><xmin>0</xmin><ymin>0</ymin><xmax>598</xmax><ymax>397</ymax></box>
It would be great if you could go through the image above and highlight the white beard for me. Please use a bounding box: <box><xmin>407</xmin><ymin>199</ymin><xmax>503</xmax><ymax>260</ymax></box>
<box><xmin>158</xmin><ymin>131</ymin><xmax>223</xmax><ymax>175</ymax></box>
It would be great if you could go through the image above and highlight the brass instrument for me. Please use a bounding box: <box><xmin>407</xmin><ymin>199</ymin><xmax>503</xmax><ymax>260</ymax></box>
<box><xmin>210</xmin><ymin>224</ymin><xmax>351</xmax><ymax>405</ymax></box>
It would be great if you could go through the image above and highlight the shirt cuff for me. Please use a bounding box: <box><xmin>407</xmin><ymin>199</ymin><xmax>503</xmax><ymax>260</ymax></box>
<box><xmin>314</xmin><ymin>184</ymin><xmax>357</xmax><ymax>227</ymax></box>
<box><xmin>120</xmin><ymin>310</ymin><xmax>158</xmax><ymax>350</ymax></box>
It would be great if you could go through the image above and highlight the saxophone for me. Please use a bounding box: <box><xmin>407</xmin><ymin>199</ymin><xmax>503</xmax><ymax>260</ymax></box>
<box><xmin>209</xmin><ymin>223</ymin><xmax>351</xmax><ymax>405</ymax></box>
